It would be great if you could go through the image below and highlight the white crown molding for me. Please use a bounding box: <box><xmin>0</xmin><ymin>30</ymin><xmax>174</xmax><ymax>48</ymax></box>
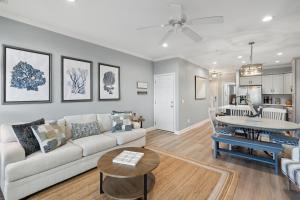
<box><xmin>0</xmin><ymin>10</ymin><xmax>153</xmax><ymax>61</ymax></box>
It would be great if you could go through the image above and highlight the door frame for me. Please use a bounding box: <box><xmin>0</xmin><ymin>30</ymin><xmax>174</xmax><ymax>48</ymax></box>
<box><xmin>222</xmin><ymin>82</ymin><xmax>236</xmax><ymax>107</ymax></box>
<box><xmin>154</xmin><ymin>73</ymin><xmax>176</xmax><ymax>132</ymax></box>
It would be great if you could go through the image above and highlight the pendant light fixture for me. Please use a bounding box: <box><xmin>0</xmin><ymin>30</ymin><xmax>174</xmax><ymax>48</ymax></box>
<box><xmin>239</xmin><ymin>42</ymin><xmax>262</xmax><ymax>77</ymax></box>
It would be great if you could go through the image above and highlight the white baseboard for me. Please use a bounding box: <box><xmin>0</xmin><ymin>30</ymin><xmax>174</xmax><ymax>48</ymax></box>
<box><xmin>175</xmin><ymin>118</ymin><xmax>209</xmax><ymax>135</ymax></box>
<box><xmin>145</xmin><ymin>126</ymin><xmax>155</xmax><ymax>132</ymax></box>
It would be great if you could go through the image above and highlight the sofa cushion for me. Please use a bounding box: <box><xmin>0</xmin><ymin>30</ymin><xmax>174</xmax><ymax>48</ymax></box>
<box><xmin>103</xmin><ymin>128</ymin><xmax>146</xmax><ymax>145</ymax></box>
<box><xmin>0</xmin><ymin>119</ymin><xmax>65</xmax><ymax>143</ymax></box>
<box><xmin>96</xmin><ymin>114</ymin><xmax>112</xmax><ymax>132</ymax></box>
<box><xmin>5</xmin><ymin>142</ymin><xmax>82</xmax><ymax>182</ymax></box>
<box><xmin>71</xmin><ymin>135</ymin><xmax>116</xmax><ymax>156</ymax></box>
<box><xmin>64</xmin><ymin>114</ymin><xmax>97</xmax><ymax>139</ymax></box>
<box><xmin>71</xmin><ymin>121</ymin><xmax>101</xmax><ymax>140</ymax></box>
<box><xmin>12</xmin><ymin>119</ymin><xmax>45</xmax><ymax>156</ymax></box>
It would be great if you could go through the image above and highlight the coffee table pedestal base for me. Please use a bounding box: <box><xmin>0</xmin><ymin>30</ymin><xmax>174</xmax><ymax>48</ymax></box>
<box><xmin>101</xmin><ymin>173</ymin><xmax>155</xmax><ymax>200</ymax></box>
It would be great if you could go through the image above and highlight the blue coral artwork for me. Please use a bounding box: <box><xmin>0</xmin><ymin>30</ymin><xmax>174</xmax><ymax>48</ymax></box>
<box><xmin>10</xmin><ymin>61</ymin><xmax>46</xmax><ymax>91</ymax></box>
<box><xmin>4</xmin><ymin>46</ymin><xmax>51</xmax><ymax>104</ymax></box>
<box><xmin>62</xmin><ymin>57</ymin><xmax>92</xmax><ymax>102</ymax></box>
<box><xmin>99</xmin><ymin>64</ymin><xmax>120</xmax><ymax>100</ymax></box>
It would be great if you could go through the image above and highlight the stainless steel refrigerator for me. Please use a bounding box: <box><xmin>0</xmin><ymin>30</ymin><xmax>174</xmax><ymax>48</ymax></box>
<box><xmin>238</xmin><ymin>86</ymin><xmax>262</xmax><ymax>105</ymax></box>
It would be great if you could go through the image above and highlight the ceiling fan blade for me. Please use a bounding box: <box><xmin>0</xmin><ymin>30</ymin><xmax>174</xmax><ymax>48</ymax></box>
<box><xmin>182</xmin><ymin>27</ymin><xmax>202</xmax><ymax>42</ymax></box>
<box><xmin>159</xmin><ymin>29</ymin><xmax>174</xmax><ymax>45</ymax></box>
<box><xmin>136</xmin><ymin>24</ymin><xmax>168</xmax><ymax>31</ymax></box>
<box><xmin>170</xmin><ymin>3</ymin><xmax>183</xmax><ymax>19</ymax></box>
<box><xmin>187</xmin><ymin>16</ymin><xmax>224</xmax><ymax>25</ymax></box>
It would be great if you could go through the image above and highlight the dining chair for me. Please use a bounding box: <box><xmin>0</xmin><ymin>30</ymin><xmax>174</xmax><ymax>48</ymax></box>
<box><xmin>230</xmin><ymin>108</ymin><xmax>251</xmax><ymax>117</ymax></box>
<box><xmin>208</xmin><ymin>108</ymin><xmax>235</xmax><ymax>150</ymax></box>
<box><xmin>261</xmin><ymin>107</ymin><xmax>287</xmax><ymax>121</ymax></box>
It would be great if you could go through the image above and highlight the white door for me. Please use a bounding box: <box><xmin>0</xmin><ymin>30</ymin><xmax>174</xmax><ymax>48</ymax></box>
<box><xmin>154</xmin><ymin>73</ymin><xmax>175</xmax><ymax>132</ymax></box>
<box><xmin>272</xmin><ymin>74</ymin><xmax>284</xmax><ymax>94</ymax></box>
<box><xmin>262</xmin><ymin>75</ymin><xmax>273</xmax><ymax>94</ymax></box>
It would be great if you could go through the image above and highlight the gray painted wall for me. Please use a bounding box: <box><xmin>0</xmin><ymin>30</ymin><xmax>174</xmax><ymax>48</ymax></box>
<box><xmin>178</xmin><ymin>59</ymin><xmax>209</xmax><ymax>130</ymax></box>
<box><xmin>154</xmin><ymin>58</ymin><xmax>209</xmax><ymax>131</ymax></box>
<box><xmin>0</xmin><ymin>17</ymin><xmax>154</xmax><ymax>127</ymax></box>
<box><xmin>294</xmin><ymin>58</ymin><xmax>300</xmax><ymax>123</ymax></box>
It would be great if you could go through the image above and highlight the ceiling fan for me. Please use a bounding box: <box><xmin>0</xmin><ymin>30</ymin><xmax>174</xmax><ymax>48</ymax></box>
<box><xmin>137</xmin><ymin>4</ymin><xmax>224</xmax><ymax>46</ymax></box>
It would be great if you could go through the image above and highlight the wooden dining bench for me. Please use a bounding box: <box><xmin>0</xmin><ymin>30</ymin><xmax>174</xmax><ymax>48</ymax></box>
<box><xmin>211</xmin><ymin>134</ymin><xmax>283</xmax><ymax>174</ymax></box>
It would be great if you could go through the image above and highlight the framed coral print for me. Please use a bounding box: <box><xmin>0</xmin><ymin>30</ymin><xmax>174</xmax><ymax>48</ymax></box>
<box><xmin>3</xmin><ymin>45</ymin><xmax>52</xmax><ymax>104</ymax></box>
<box><xmin>98</xmin><ymin>63</ymin><xmax>120</xmax><ymax>100</ymax></box>
<box><xmin>61</xmin><ymin>56</ymin><xmax>93</xmax><ymax>102</ymax></box>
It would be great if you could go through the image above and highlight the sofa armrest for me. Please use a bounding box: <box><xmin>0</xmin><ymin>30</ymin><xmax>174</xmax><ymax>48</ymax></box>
<box><xmin>292</xmin><ymin>147</ymin><xmax>300</xmax><ymax>162</ymax></box>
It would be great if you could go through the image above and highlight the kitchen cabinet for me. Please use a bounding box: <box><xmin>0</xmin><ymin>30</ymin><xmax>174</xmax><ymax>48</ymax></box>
<box><xmin>262</xmin><ymin>74</ymin><xmax>284</xmax><ymax>94</ymax></box>
<box><xmin>262</xmin><ymin>75</ymin><xmax>273</xmax><ymax>94</ymax></box>
<box><xmin>284</xmin><ymin>73</ymin><xmax>293</xmax><ymax>94</ymax></box>
<box><xmin>273</xmin><ymin>74</ymin><xmax>284</xmax><ymax>94</ymax></box>
<box><xmin>239</xmin><ymin>75</ymin><xmax>262</xmax><ymax>86</ymax></box>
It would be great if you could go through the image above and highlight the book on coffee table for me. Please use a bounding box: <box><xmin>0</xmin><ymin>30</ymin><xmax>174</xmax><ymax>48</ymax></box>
<box><xmin>113</xmin><ymin>150</ymin><xmax>144</xmax><ymax>166</ymax></box>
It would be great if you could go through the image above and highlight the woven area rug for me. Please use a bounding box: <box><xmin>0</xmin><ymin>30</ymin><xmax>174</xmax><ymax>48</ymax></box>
<box><xmin>27</xmin><ymin>147</ymin><xmax>238</xmax><ymax>200</ymax></box>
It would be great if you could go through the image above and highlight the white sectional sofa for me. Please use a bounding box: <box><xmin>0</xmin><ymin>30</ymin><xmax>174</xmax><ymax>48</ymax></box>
<box><xmin>0</xmin><ymin>113</ymin><xmax>146</xmax><ymax>200</ymax></box>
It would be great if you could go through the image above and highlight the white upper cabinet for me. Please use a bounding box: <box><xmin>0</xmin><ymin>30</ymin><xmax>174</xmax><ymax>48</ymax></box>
<box><xmin>284</xmin><ymin>73</ymin><xmax>293</xmax><ymax>94</ymax></box>
<box><xmin>272</xmin><ymin>74</ymin><xmax>284</xmax><ymax>94</ymax></box>
<box><xmin>239</xmin><ymin>76</ymin><xmax>262</xmax><ymax>86</ymax></box>
<box><xmin>262</xmin><ymin>75</ymin><xmax>273</xmax><ymax>94</ymax></box>
<box><xmin>262</xmin><ymin>74</ymin><xmax>284</xmax><ymax>94</ymax></box>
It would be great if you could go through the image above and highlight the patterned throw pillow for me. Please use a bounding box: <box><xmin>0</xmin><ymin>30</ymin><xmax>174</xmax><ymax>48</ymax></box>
<box><xmin>111</xmin><ymin>111</ymin><xmax>133</xmax><ymax>132</ymax></box>
<box><xmin>71</xmin><ymin>121</ymin><xmax>100</xmax><ymax>140</ymax></box>
<box><xmin>12</xmin><ymin>118</ymin><xmax>45</xmax><ymax>156</ymax></box>
<box><xmin>31</xmin><ymin>122</ymin><xmax>67</xmax><ymax>153</ymax></box>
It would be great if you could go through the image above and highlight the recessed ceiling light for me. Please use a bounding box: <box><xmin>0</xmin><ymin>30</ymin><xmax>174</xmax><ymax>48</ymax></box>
<box><xmin>237</xmin><ymin>56</ymin><xmax>242</xmax><ymax>59</ymax></box>
<box><xmin>275</xmin><ymin>60</ymin><xmax>280</xmax><ymax>63</ymax></box>
<box><xmin>241</xmin><ymin>61</ymin><xmax>246</xmax><ymax>64</ymax></box>
<box><xmin>162</xmin><ymin>43</ymin><xmax>168</xmax><ymax>48</ymax></box>
<box><xmin>262</xmin><ymin>15</ymin><xmax>273</xmax><ymax>22</ymax></box>
<box><xmin>213</xmin><ymin>61</ymin><xmax>217</xmax><ymax>65</ymax></box>
<box><xmin>277</xmin><ymin>52</ymin><xmax>283</xmax><ymax>56</ymax></box>
<box><xmin>67</xmin><ymin>0</ymin><xmax>76</xmax><ymax>2</ymax></box>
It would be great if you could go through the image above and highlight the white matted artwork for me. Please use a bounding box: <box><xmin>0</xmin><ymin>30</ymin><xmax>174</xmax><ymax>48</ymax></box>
<box><xmin>195</xmin><ymin>76</ymin><xmax>207</xmax><ymax>100</ymax></box>
<box><xmin>3</xmin><ymin>46</ymin><xmax>51</xmax><ymax>104</ymax></box>
<box><xmin>98</xmin><ymin>63</ymin><xmax>120</xmax><ymax>100</ymax></box>
<box><xmin>62</xmin><ymin>56</ymin><xmax>92</xmax><ymax>102</ymax></box>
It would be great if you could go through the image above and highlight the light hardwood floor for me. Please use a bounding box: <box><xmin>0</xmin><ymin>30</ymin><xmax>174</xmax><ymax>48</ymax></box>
<box><xmin>146</xmin><ymin>123</ymin><xmax>300</xmax><ymax>200</ymax></box>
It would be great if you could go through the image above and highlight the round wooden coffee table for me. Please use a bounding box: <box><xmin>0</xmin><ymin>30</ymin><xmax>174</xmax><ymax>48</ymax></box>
<box><xmin>97</xmin><ymin>147</ymin><xmax>160</xmax><ymax>200</ymax></box>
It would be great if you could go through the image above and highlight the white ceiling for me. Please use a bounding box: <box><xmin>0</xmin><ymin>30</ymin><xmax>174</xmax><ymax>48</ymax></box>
<box><xmin>1</xmin><ymin>0</ymin><xmax>300</xmax><ymax>73</ymax></box>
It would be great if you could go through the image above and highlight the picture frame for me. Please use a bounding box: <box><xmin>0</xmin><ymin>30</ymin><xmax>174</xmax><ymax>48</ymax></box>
<box><xmin>3</xmin><ymin>45</ymin><xmax>52</xmax><ymax>104</ymax></box>
<box><xmin>98</xmin><ymin>63</ymin><xmax>120</xmax><ymax>100</ymax></box>
<box><xmin>137</xmin><ymin>81</ymin><xmax>148</xmax><ymax>89</ymax></box>
<box><xmin>61</xmin><ymin>56</ymin><xmax>93</xmax><ymax>102</ymax></box>
<box><xmin>195</xmin><ymin>76</ymin><xmax>207</xmax><ymax>100</ymax></box>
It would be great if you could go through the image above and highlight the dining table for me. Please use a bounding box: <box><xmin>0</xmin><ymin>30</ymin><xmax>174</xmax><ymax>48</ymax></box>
<box><xmin>216</xmin><ymin>116</ymin><xmax>300</xmax><ymax>132</ymax></box>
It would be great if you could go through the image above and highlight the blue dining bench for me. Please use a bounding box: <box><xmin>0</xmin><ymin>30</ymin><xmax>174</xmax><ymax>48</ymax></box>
<box><xmin>212</xmin><ymin>134</ymin><xmax>283</xmax><ymax>174</ymax></box>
